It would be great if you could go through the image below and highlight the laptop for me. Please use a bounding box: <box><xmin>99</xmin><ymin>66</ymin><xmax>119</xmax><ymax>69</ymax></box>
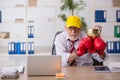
<box><xmin>27</xmin><ymin>55</ymin><xmax>61</xmax><ymax>76</ymax></box>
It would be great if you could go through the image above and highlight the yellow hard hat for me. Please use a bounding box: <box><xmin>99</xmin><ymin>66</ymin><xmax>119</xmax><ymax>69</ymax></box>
<box><xmin>66</xmin><ymin>15</ymin><xmax>82</xmax><ymax>28</ymax></box>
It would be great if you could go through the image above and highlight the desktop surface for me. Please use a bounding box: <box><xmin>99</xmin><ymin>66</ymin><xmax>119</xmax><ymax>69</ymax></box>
<box><xmin>0</xmin><ymin>55</ymin><xmax>120</xmax><ymax>80</ymax></box>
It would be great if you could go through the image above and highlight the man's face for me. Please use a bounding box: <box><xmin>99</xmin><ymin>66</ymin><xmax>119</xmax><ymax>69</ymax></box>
<box><xmin>65</xmin><ymin>26</ymin><xmax>81</xmax><ymax>41</ymax></box>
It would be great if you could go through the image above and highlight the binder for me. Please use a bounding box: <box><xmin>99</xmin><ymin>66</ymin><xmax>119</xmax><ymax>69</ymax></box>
<box><xmin>0</xmin><ymin>11</ymin><xmax>1</xmax><ymax>23</ymax></box>
<box><xmin>8</xmin><ymin>42</ymin><xmax>26</xmax><ymax>54</ymax></box>
<box><xmin>114</xmin><ymin>25</ymin><xmax>120</xmax><ymax>38</ymax></box>
<box><xmin>21</xmin><ymin>42</ymin><xmax>26</xmax><ymax>54</ymax></box>
<box><xmin>95</xmin><ymin>10</ymin><xmax>106</xmax><ymax>22</ymax></box>
<box><xmin>28</xmin><ymin>42</ymin><xmax>34</xmax><ymax>54</ymax></box>
<box><xmin>0</xmin><ymin>11</ymin><xmax>2</xmax><ymax>23</ymax></box>
<box><xmin>28</xmin><ymin>26</ymin><xmax>34</xmax><ymax>38</ymax></box>
<box><xmin>17</xmin><ymin>42</ymin><xmax>21</xmax><ymax>54</ymax></box>
<box><xmin>107</xmin><ymin>41</ymin><xmax>111</xmax><ymax>53</ymax></box>
<box><xmin>11</xmin><ymin>42</ymin><xmax>14</xmax><ymax>54</ymax></box>
<box><xmin>8</xmin><ymin>42</ymin><xmax>15</xmax><ymax>54</ymax></box>
<box><xmin>8</xmin><ymin>42</ymin><xmax>12</xmax><ymax>54</ymax></box>
<box><xmin>107</xmin><ymin>41</ymin><xmax>120</xmax><ymax>53</ymax></box>
<box><xmin>116</xmin><ymin>42</ymin><xmax>120</xmax><ymax>53</ymax></box>
<box><xmin>107</xmin><ymin>41</ymin><xmax>114</xmax><ymax>53</ymax></box>
<box><xmin>116</xmin><ymin>10</ymin><xmax>120</xmax><ymax>22</ymax></box>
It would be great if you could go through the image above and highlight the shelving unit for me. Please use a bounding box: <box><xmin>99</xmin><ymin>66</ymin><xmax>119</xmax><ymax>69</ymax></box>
<box><xmin>0</xmin><ymin>0</ymin><xmax>57</xmax><ymax>54</ymax></box>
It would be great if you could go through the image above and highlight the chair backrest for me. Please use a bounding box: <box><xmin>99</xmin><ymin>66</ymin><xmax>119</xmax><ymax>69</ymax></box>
<box><xmin>52</xmin><ymin>31</ymin><xmax>63</xmax><ymax>55</ymax></box>
<box><xmin>52</xmin><ymin>31</ymin><xmax>103</xmax><ymax>66</ymax></box>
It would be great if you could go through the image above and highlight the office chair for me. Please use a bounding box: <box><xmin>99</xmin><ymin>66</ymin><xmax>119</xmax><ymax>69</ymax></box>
<box><xmin>52</xmin><ymin>31</ymin><xmax>103</xmax><ymax>66</ymax></box>
<box><xmin>52</xmin><ymin>31</ymin><xmax>63</xmax><ymax>55</ymax></box>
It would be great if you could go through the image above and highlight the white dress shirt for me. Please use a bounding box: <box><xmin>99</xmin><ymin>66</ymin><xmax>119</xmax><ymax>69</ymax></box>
<box><xmin>54</xmin><ymin>31</ymin><xmax>108</xmax><ymax>66</ymax></box>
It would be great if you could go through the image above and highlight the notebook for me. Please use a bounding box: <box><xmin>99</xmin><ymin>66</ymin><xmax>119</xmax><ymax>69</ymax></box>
<box><xmin>27</xmin><ymin>55</ymin><xmax>61</xmax><ymax>76</ymax></box>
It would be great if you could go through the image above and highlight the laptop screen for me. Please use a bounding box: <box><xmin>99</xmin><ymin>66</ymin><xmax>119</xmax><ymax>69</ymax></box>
<box><xmin>27</xmin><ymin>55</ymin><xmax>61</xmax><ymax>76</ymax></box>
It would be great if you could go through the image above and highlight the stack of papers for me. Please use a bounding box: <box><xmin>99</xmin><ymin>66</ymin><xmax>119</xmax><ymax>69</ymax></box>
<box><xmin>1</xmin><ymin>65</ymin><xmax>24</xmax><ymax>74</ymax></box>
<box><xmin>107</xmin><ymin>62</ymin><xmax>120</xmax><ymax>72</ymax></box>
<box><xmin>0</xmin><ymin>65</ymin><xmax>24</xmax><ymax>79</ymax></box>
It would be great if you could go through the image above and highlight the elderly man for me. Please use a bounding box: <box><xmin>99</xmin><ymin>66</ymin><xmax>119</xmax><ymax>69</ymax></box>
<box><xmin>55</xmin><ymin>15</ymin><xmax>108</xmax><ymax>66</ymax></box>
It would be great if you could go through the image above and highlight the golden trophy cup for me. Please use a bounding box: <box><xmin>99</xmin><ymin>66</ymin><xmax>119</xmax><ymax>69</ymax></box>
<box><xmin>86</xmin><ymin>28</ymin><xmax>101</xmax><ymax>38</ymax></box>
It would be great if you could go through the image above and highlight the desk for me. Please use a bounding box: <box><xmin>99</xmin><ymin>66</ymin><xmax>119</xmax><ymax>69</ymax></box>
<box><xmin>0</xmin><ymin>55</ymin><xmax>120</xmax><ymax>80</ymax></box>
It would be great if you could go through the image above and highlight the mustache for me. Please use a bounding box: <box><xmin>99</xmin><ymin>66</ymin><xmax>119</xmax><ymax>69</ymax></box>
<box><xmin>71</xmin><ymin>34</ymin><xmax>77</xmax><ymax>36</ymax></box>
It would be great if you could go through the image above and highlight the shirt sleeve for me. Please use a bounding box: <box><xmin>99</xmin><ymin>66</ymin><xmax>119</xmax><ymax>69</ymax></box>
<box><xmin>92</xmin><ymin>52</ymin><xmax>109</xmax><ymax>62</ymax></box>
<box><xmin>54</xmin><ymin>34</ymin><xmax>70</xmax><ymax>66</ymax></box>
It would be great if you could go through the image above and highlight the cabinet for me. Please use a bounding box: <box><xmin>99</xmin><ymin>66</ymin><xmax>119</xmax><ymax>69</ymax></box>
<box><xmin>0</xmin><ymin>0</ymin><xmax>57</xmax><ymax>54</ymax></box>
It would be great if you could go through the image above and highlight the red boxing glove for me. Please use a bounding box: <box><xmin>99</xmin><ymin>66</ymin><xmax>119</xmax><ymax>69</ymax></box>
<box><xmin>88</xmin><ymin>47</ymin><xmax>96</xmax><ymax>53</ymax></box>
<box><xmin>94</xmin><ymin>37</ymin><xmax>106</xmax><ymax>55</ymax></box>
<box><xmin>83</xmin><ymin>37</ymin><xmax>94</xmax><ymax>50</ymax></box>
<box><xmin>76</xmin><ymin>37</ymin><xmax>94</xmax><ymax>56</ymax></box>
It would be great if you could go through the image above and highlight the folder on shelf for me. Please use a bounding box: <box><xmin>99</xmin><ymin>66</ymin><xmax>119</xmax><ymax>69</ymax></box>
<box><xmin>95</xmin><ymin>10</ymin><xmax>106</xmax><ymax>22</ymax></box>
<box><xmin>8</xmin><ymin>42</ymin><xmax>26</xmax><ymax>54</ymax></box>
<box><xmin>107</xmin><ymin>41</ymin><xmax>120</xmax><ymax>53</ymax></box>
<box><xmin>114</xmin><ymin>25</ymin><xmax>120</xmax><ymax>38</ymax></box>
<box><xmin>107</xmin><ymin>41</ymin><xmax>113</xmax><ymax>53</ymax></box>
<box><xmin>28</xmin><ymin>26</ymin><xmax>34</xmax><ymax>38</ymax></box>
<box><xmin>116</xmin><ymin>10</ymin><xmax>120</xmax><ymax>22</ymax></box>
<box><xmin>0</xmin><ymin>11</ymin><xmax>1</xmax><ymax>23</ymax></box>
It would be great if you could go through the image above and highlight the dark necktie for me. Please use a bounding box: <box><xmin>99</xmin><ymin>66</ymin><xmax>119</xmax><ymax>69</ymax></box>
<box><xmin>69</xmin><ymin>40</ymin><xmax>76</xmax><ymax>66</ymax></box>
